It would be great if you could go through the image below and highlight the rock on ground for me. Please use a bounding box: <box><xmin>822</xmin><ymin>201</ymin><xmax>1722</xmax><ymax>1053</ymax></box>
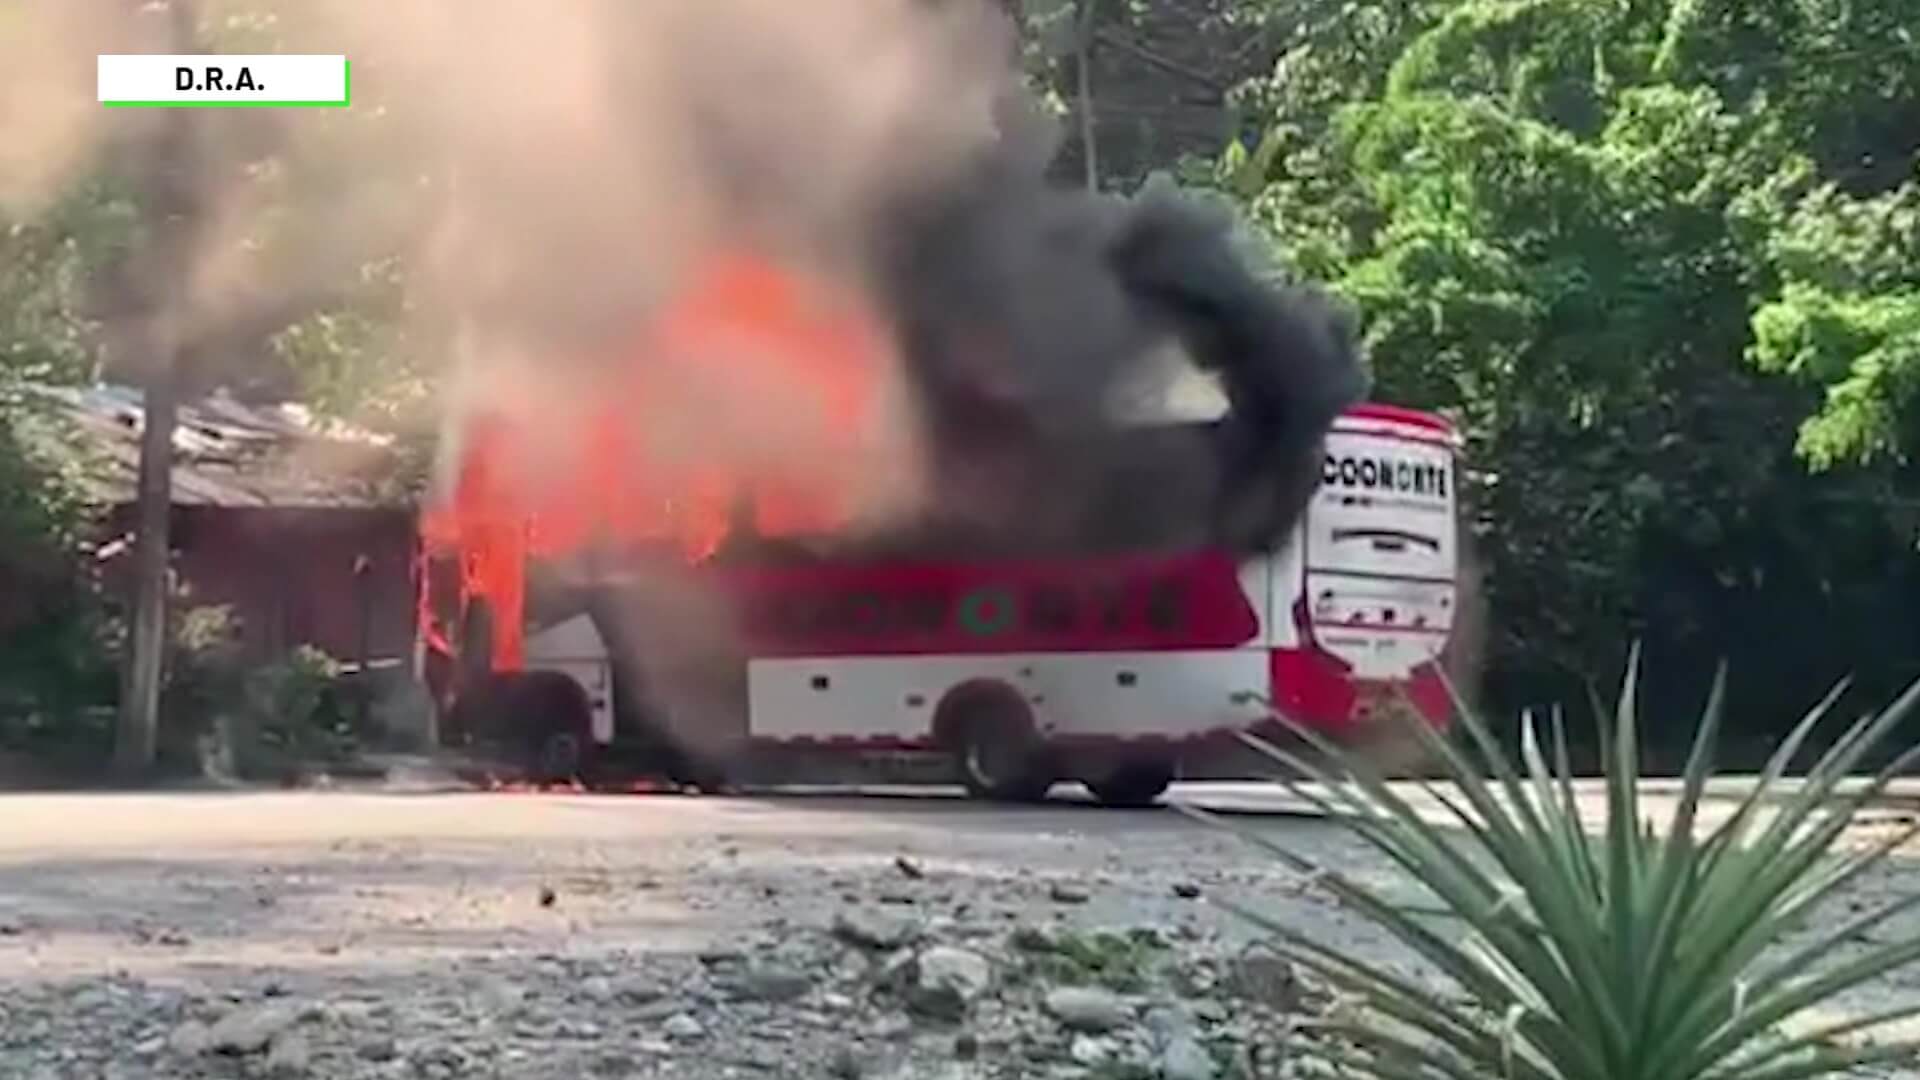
<box><xmin>834</xmin><ymin>909</ymin><xmax>920</xmax><ymax>951</ymax></box>
<box><xmin>1160</xmin><ymin>1034</ymin><xmax>1218</xmax><ymax>1080</ymax></box>
<box><xmin>1043</xmin><ymin>986</ymin><xmax>1133</xmax><ymax>1034</ymax></box>
<box><xmin>206</xmin><ymin>1002</ymin><xmax>298</xmax><ymax>1053</ymax></box>
<box><xmin>265</xmin><ymin>1031</ymin><xmax>311</xmax><ymax>1075</ymax></box>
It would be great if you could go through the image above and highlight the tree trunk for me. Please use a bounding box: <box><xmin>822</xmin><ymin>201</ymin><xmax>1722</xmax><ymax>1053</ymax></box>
<box><xmin>115</xmin><ymin>373</ymin><xmax>175</xmax><ymax>776</ymax></box>
<box><xmin>114</xmin><ymin>0</ymin><xmax>198</xmax><ymax>777</ymax></box>
<box><xmin>1076</xmin><ymin>0</ymin><xmax>1100</xmax><ymax>191</ymax></box>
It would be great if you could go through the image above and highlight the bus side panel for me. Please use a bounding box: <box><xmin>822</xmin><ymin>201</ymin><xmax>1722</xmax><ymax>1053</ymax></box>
<box><xmin>745</xmin><ymin>650</ymin><xmax>1271</xmax><ymax>744</ymax></box>
<box><xmin>1261</xmin><ymin>535</ymin><xmax>1303</xmax><ymax>649</ymax></box>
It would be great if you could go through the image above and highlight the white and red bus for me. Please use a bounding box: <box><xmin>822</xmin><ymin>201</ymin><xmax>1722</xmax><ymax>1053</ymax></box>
<box><xmin>416</xmin><ymin>401</ymin><xmax>1461</xmax><ymax>805</ymax></box>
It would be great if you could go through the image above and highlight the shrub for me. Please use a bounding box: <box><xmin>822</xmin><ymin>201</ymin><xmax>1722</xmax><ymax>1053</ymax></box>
<box><xmin>243</xmin><ymin>644</ymin><xmax>354</xmax><ymax>766</ymax></box>
<box><xmin>1010</xmin><ymin>927</ymin><xmax>1171</xmax><ymax>992</ymax></box>
<box><xmin>157</xmin><ymin>604</ymin><xmax>248</xmax><ymax>770</ymax></box>
<box><xmin>160</xmin><ymin>608</ymin><xmax>353</xmax><ymax>778</ymax></box>
<box><xmin>0</xmin><ymin>401</ymin><xmax>117</xmax><ymax>762</ymax></box>
<box><xmin>1186</xmin><ymin>651</ymin><xmax>1920</xmax><ymax>1080</ymax></box>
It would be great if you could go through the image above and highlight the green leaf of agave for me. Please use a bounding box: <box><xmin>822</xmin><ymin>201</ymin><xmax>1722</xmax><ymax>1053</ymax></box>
<box><xmin>1307</xmin><ymin>1018</ymin><xmax>1548</xmax><ymax>1080</ymax></box>
<box><xmin>1630</xmin><ymin>665</ymin><xmax>1727</xmax><ymax>1047</ymax></box>
<box><xmin>1417</xmin><ymin>675</ymin><xmax>1632</xmax><ymax>1069</ymax></box>
<box><xmin>1654</xmin><ymin>687</ymin><xmax>1920</xmax><ymax>1068</ymax></box>
<box><xmin>1720</xmin><ymin>1041</ymin><xmax>1920</xmax><ymax>1080</ymax></box>
<box><xmin>1241</xmin><ymin>714</ymin><xmax>1622</xmax><ymax>1075</ymax></box>
<box><xmin>1548</xmin><ymin>706</ymin><xmax>1600</xmax><ymax>899</ymax></box>
<box><xmin>1201</xmin><ymin>660</ymin><xmax>1920</xmax><ymax>1080</ymax></box>
<box><xmin>1291</xmin><ymin>724</ymin><xmax>1626</xmax><ymax>1073</ymax></box>
<box><xmin>1645</xmin><ymin>680</ymin><xmax>1861</xmax><ymax>1057</ymax></box>
<box><xmin>1222</xmin><ymin>903</ymin><xmax>1527</xmax><ymax>1072</ymax></box>
<box><xmin>1706</xmin><ymin>1004</ymin><xmax>1920</xmax><ymax>1078</ymax></box>
<box><xmin>1682</xmin><ymin>935</ymin><xmax>1920</xmax><ymax>1076</ymax></box>
<box><xmin>1602</xmin><ymin>643</ymin><xmax>1645</xmax><ymax>1038</ymax></box>
<box><xmin>1758</xmin><ymin>829</ymin><xmax>1920</xmax><ymax>982</ymax></box>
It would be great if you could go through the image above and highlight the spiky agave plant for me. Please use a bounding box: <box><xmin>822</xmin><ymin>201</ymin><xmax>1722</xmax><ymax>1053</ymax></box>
<box><xmin>1180</xmin><ymin>654</ymin><xmax>1920</xmax><ymax>1080</ymax></box>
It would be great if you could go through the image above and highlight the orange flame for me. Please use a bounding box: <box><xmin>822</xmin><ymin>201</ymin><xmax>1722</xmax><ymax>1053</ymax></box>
<box><xmin>423</xmin><ymin>252</ymin><xmax>893</xmax><ymax>671</ymax></box>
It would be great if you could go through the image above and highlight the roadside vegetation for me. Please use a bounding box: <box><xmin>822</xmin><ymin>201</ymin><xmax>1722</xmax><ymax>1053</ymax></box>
<box><xmin>1187</xmin><ymin>657</ymin><xmax>1920</xmax><ymax>1078</ymax></box>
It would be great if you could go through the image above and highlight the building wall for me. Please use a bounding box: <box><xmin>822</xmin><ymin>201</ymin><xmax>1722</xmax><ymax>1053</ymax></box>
<box><xmin>110</xmin><ymin>506</ymin><xmax>418</xmax><ymax>666</ymax></box>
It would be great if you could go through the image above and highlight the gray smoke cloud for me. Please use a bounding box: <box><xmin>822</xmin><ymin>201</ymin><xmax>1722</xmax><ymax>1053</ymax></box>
<box><xmin>0</xmin><ymin>0</ymin><xmax>1364</xmax><ymax>558</ymax></box>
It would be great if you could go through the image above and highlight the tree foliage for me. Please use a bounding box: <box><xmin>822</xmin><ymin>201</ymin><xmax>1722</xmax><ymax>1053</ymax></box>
<box><xmin>0</xmin><ymin>179</ymin><xmax>139</xmax><ymax>744</ymax></box>
<box><xmin>1208</xmin><ymin>0</ymin><xmax>1920</xmax><ymax>717</ymax></box>
<box><xmin>0</xmin><ymin>1</ymin><xmax>437</xmax><ymax>754</ymax></box>
<box><xmin>1745</xmin><ymin>180</ymin><xmax>1920</xmax><ymax>466</ymax></box>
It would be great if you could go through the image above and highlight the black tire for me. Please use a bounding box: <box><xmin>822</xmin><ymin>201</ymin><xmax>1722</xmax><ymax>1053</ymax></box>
<box><xmin>663</xmin><ymin>742</ymin><xmax>733</xmax><ymax>795</ymax></box>
<box><xmin>446</xmin><ymin>671</ymin><xmax>524</xmax><ymax>749</ymax></box>
<box><xmin>938</xmin><ymin>682</ymin><xmax>1055</xmax><ymax>803</ymax></box>
<box><xmin>533</xmin><ymin>726</ymin><xmax>587</xmax><ymax>785</ymax></box>
<box><xmin>514</xmin><ymin>671</ymin><xmax>597</xmax><ymax>785</ymax></box>
<box><xmin>1087</xmin><ymin>760</ymin><xmax>1174</xmax><ymax>808</ymax></box>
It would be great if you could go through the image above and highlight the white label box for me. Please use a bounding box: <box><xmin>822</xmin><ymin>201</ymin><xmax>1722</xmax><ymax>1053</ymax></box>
<box><xmin>98</xmin><ymin>55</ymin><xmax>349</xmax><ymax>107</ymax></box>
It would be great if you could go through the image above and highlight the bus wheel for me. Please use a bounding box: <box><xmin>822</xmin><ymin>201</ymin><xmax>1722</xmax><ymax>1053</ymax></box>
<box><xmin>536</xmin><ymin>728</ymin><xmax>586</xmax><ymax>784</ymax></box>
<box><xmin>937</xmin><ymin>682</ymin><xmax>1054</xmax><ymax>803</ymax></box>
<box><xmin>1087</xmin><ymin>760</ymin><xmax>1173</xmax><ymax>808</ymax></box>
<box><xmin>666</xmin><ymin>746</ymin><xmax>733</xmax><ymax>796</ymax></box>
<box><xmin>516</xmin><ymin>672</ymin><xmax>596</xmax><ymax>785</ymax></box>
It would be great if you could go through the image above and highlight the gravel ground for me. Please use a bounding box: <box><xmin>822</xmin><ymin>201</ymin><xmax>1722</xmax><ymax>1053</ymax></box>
<box><xmin>2</xmin><ymin>785</ymin><xmax>1918</xmax><ymax>1079</ymax></box>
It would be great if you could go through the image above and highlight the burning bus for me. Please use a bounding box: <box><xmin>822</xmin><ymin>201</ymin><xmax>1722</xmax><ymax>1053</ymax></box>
<box><xmin>415</xmin><ymin>193</ymin><xmax>1463</xmax><ymax>805</ymax></box>
<box><xmin>417</xmin><ymin>397</ymin><xmax>1459</xmax><ymax>804</ymax></box>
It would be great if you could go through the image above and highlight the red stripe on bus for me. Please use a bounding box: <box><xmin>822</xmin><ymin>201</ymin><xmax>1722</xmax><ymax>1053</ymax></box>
<box><xmin>1341</xmin><ymin>403</ymin><xmax>1455</xmax><ymax>434</ymax></box>
<box><xmin>720</xmin><ymin>549</ymin><xmax>1261</xmax><ymax>657</ymax></box>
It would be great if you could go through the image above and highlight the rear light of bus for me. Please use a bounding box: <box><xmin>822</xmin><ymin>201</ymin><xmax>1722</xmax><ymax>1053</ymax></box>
<box><xmin>1268</xmin><ymin>648</ymin><xmax>1359</xmax><ymax>734</ymax></box>
<box><xmin>1268</xmin><ymin>598</ymin><xmax>1455</xmax><ymax>737</ymax></box>
<box><xmin>1265</xmin><ymin>596</ymin><xmax>1360</xmax><ymax>734</ymax></box>
<box><xmin>1402</xmin><ymin>659</ymin><xmax>1454</xmax><ymax>729</ymax></box>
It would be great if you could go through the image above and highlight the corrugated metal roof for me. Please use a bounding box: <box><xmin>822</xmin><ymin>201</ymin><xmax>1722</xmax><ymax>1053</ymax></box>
<box><xmin>28</xmin><ymin>383</ymin><xmax>407</xmax><ymax>510</ymax></box>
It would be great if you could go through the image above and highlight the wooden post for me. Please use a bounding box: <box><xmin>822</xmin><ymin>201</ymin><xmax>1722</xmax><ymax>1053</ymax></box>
<box><xmin>114</xmin><ymin>0</ymin><xmax>197</xmax><ymax>777</ymax></box>
<box><xmin>1076</xmin><ymin>0</ymin><xmax>1100</xmax><ymax>191</ymax></box>
<box><xmin>114</xmin><ymin>369</ymin><xmax>177</xmax><ymax>775</ymax></box>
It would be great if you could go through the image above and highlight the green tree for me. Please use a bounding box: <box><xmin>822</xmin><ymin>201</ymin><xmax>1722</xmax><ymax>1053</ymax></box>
<box><xmin>1212</xmin><ymin>0</ymin><xmax>1920</xmax><ymax>723</ymax></box>
<box><xmin>0</xmin><ymin>0</ymin><xmax>435</xmax><ymax>768</ymax></box>
<box><xmin>1744</xmin><ymin>180</ymin><xmax>1920</xmax><ymax>467</ymax></box>
<box><xmin>0</xmin><ymin>168</ymin><xmax>144</xmax><ymax>756</ymax></box>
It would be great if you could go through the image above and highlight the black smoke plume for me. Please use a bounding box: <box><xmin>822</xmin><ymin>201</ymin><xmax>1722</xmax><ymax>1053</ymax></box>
<box><xmin>829</xmin><ymin>86</ymin><xmax>1370</xmax><ymax>561</ymax></box>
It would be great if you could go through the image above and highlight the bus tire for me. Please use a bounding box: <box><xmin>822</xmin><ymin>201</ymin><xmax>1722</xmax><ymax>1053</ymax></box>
<box><xmin>447</xmin><ymin>671</ymin><xmax>523</xmax><ymax>748</ymax></box>
<box><xmin>515</xmin><ymin>671</ymin><xmax>596</xmax><ymax>785</ymax></box>
<box><xmin>937</xmin><ymin>681</ymin><xmax>1054</xmax><ymax>803</ymax></box>
<box><xmin>666</xmin><ymin>746</ymin><xmax>733</xmax><ymax>795</ymax></box>
<box><xmin>1087</xmin><ymin>760</ymin><xmax>1173</xmax><ymax>808</ymax></box>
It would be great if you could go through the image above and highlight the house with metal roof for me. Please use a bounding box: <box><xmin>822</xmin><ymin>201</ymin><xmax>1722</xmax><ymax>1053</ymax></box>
<box><xmin>31</xmin><ymin>383</ymin><xmax>419</xmax><ymax>668</ymax></box>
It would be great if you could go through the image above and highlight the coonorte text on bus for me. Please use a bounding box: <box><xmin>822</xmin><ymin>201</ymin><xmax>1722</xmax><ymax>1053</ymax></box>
<box><xmin>1322</xmin><ymin>452</ymin><xmax>1449</xmax><ymax>498</ymax></box>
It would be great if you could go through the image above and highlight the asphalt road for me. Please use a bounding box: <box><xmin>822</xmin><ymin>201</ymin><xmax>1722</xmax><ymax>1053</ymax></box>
<box><xmin>0</xmin><ymin>786</ymin><xmax>1362</xmax><ymax>975</ymax></box>
<box><xmin>0</xmin><ymin>786</ymin><xmax>1381</xmax><ymax>1078</ymax></box>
